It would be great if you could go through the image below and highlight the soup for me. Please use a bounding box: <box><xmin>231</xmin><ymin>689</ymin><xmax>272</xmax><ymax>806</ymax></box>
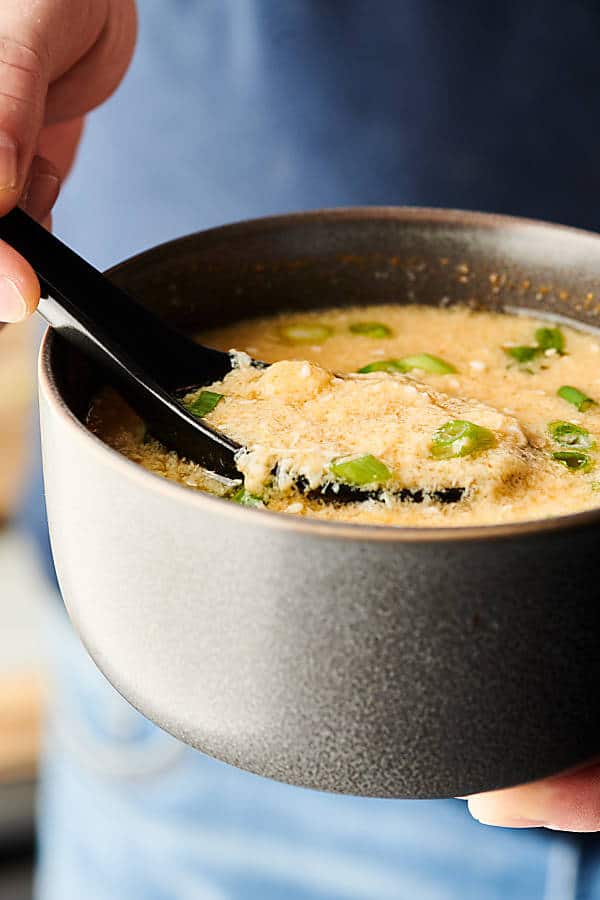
<box><xmin>88</xmin><ymin>304</ymin><xmax>600</xmax><ymax>527</ymax></box>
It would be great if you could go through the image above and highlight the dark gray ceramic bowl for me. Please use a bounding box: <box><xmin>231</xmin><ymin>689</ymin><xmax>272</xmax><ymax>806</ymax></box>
<box><xmin>39</xmin><ymin>208</ymin><xmax>600</xmax><ymax>799</ymax></box>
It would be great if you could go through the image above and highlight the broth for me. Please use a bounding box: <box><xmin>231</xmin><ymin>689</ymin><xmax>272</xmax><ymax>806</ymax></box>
<box><xmin>88</xmin><ymin>304</ymin><xmax>600</xmax><ymax>527</ymax></box>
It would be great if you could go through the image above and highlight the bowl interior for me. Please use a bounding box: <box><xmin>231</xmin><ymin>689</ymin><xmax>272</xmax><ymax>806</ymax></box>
<box><xmin>50</xmin><ymin>206</ymin><xmax>600</xmax><ymax>436</ymax></box>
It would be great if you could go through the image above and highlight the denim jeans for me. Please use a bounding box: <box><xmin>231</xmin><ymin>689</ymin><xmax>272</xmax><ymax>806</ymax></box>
<box><xmin>26</xmin><ymin>1</ymin><xmax>600</xmax><ymax>896</ymax></box>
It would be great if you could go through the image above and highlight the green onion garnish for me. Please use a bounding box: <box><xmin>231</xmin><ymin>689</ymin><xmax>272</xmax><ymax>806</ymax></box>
<box><xmin>552</xmin><ymin>450</ymin><xmax>592</xmax><ymax>472</ymax></box>
<box><xmin>329</xmin><ymin>454</ymin><xmax>392</xmax><ymax>486</ymax></box>
<box><xmin>358</xmin><ymin>353</ymin><xmax>455</xmax><ymax>374</ymax></box>
<box><xmin>186</xmin><ymin>391</ymin><xmax>223</xmax><ymax>417</ymax></box>
<box><xmin>358</xmin><ymin>359</ymin><xmax>405</xmax><ymax>374</ymax></box>
<box><xmin>396</xmin><ymin>353</ymin><xmax>456</xmax><ymax>374</ymax></box>
<box><xmin>591</xmin><ymin>482</ymin><xmax>600</xmax><ymax>491</ymax></box>
<box><xmin>278</xmin><ymin>323</ymin><xmax>333</xmax><ymax>344</ymax></box>
<box><xmin>504</xmin><ymin>327</ymin><xmax>565</xmax><ymax>366</ymax></box>
<box><xmin>503</xmin><ymin>345</ymin><xmax>540</xmax><ymax>363</ymax></box>
<box><xmin>231</xmin><ymin>487</ymin><xmax>262</xmax><ymax>507</ymax></box>
<box><xmin>547</xmin><ymin>421</ymin><xmax>596</xmax><ymax>450</ymax></box>
<box><xmin>535</xmin><ymin>327</ymin><xmax>565</xmax><ymax>353</ymax></box>
<box><xmin>349</xmin><ymin>322</ymin><xmax>392</xmax><ymax>338</ymax></box>
<box><xmin>431</xmin><ymin>420</ymin><xmax>496</xmax><ymax>459</ymax></box>
<box><xmin>557</xmin><ymin>385</ymin><xmax>596</xmax><ymax>412</ymax></box>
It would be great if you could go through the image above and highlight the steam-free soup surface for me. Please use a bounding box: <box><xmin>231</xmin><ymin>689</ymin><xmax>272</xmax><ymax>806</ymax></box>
<box><xmin>88</xmin><ymin>304</ymin><xmax>600</xmax><ymax>527</ymax></box>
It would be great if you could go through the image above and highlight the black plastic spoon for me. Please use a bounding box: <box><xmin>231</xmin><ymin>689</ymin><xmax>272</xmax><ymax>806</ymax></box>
<box><xmin>0</xmin><ymin>208</ymin><xmax>243</xmax><ymax>478</ymax></box>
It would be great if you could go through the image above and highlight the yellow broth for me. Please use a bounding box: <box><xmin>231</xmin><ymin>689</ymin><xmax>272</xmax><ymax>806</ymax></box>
<box><xmin>89</xmin><ymin>304</ymin><xmax>600</xmax><ymax>527</ymax></box>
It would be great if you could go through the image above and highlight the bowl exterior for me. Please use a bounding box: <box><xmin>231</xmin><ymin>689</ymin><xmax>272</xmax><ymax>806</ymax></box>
<box><xmin>39</xmin><ymin>207</ymin><xmax>600</xmax><ymax>798</ymax></box>
<box><xmin>40</xmin><ymin>375</ymin><xmax>600</xmax><ymax>798</ymax></box>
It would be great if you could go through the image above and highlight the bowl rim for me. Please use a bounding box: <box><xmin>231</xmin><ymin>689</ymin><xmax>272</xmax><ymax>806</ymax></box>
<box><xmin>40</xmin><ymin>204</ymin><xmax>600</xmax><ymax>545</ymax></box>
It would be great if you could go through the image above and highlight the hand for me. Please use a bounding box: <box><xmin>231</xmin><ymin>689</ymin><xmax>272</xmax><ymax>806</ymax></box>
<box><xmin>467</xmin><ymin>757</ymin><xmax>600</xmax><ymax>831</ymax></box>
<box><xmin>0</xmin><ymin>0</ymin><xmax>137</xmax><ymax>324</ymax></box>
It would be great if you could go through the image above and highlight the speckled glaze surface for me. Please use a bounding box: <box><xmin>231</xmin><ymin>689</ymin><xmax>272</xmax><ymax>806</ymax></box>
<box><xmin>39</xmin><ymin>208</ymin><xmax>600</xmax><ymax>798</ymax></box>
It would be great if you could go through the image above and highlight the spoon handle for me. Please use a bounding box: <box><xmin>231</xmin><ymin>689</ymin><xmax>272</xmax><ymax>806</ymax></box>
<box><xmin>0</xmin><ymin>207</ymin><xmax>231</xmax><ymax>388</ymax></box>
<box><xmin>0</xmin><ymin>208</ymin><xmax>240</xmax><ymax>477</ymax></box>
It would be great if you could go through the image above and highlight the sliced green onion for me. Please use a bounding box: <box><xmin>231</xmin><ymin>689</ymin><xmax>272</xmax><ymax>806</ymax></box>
<box><xmin>349</xmin><ymin>321</ymin><xmax>392</xmax><ymax>339</ymax></box>
<box><xmin>547</xmin><ymin>421</ymin><xmax>596</xmax><ymax>450</ymax></box>
<box><xmin>503</xmin><ymin>345</ymin><xmax>540</xmax><ymax>364</ymax></box>
<box><xmin>591</xmin><ymin>482</ymin><xmax>600</xmax><ymax>491</ymax></box>
<box><xmin>186</xmin><ymin>390</ymin><xmax>223</xmax><ymax>417</ymax></box>
<box><xmin>358</xmin><ymin>353</ymin><xmax>455</xmax><ymax>375</ymax></box>
<box><xmin>535</xmin><ymin>327</ymin><xmax>565</xmax><ymax>353</ymax></box>
<box><xmin>231</xmin><ymin>487</ymin><xmax>262</xmax><ymax>507</ymax></box>
<box><xmin>395</xmin><ymin>353</ymin><xmax>456</xmax><ymax>374</ymax></box>
<box><xmin>431</xmin><ymin>420</ymin><xmax>496</xmax><ymax>459</ymax></box>
<box><xmin>504</xmin><ymin>328</ymin><xmax>565</xmax><ymax>366</ymax></box>
<box><xmin>557</xmin><ymin>385</ymin><xmax>596</xmax><ymax>412</ymax></box>
<box><xmin>358</xmin><ymin>359</ymin><xmax>405</xmax><ymax>374</ymax></box>
<box><xmin>278</xmin><ymin>323</ymin><xmax>333</xmax><ymax>344</ymax></box>
<box><xmin>329</xmin><ymin>454</ymin><xmax>392</xmax><ymax>486</ymax></box>
<box><xmin>552</xmin><ymin>450</ymin><xmax>592</xmax><ymax>472</ymax></box>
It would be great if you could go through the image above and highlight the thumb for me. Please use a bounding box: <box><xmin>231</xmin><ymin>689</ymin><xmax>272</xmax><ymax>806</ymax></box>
<box><xmin>467</xmin><ymin>756</ymin><xmax>600</xmax><ymax>832</ymax></box>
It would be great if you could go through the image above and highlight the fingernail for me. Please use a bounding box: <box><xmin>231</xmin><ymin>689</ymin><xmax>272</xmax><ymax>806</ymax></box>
<box><xmin>468</xmin><ymin>800</ymin><xmax>547</xmax><ymax>829</ymax></box>
<box><xmin>24</xmin><ymin>172</ymin><xmax>60</xmax><ymax>221</ymax></box>
<box><xmin>492</xmin><ymin>817</ymin><xmax>547</xmax><ymax>829</ymax></box>
<box><xmin>0</xmin><ymin>134</ymin><xmax>18</xmax><ymax>191</ymax></box>
<box><xmin>0</xmin><ymin>277</ymin><xmax>26</xmax><ymax>322</ymax></box>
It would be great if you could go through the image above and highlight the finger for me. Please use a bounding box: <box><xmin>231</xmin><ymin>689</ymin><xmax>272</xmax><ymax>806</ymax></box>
<box><xmin>20</xmin><ymin>154</ymin><xmax>60</xmax><ymax>222</ymax></box>
<box><xmin>38</xmin><ymin>117</ymin><xmax>85</xmax><ymax>181</ymax></box>
<box><xmin>0</xmin><ymin>38</ymin><xmax>46</xmax><ymax>207</ymax></box>
<box><xmin>0</xmin><ymin>239</ymin><xmax>39</xmax><ymax>323</ymax></box>
<box><xmin>45</xmin><ymin>0</ymin><xmax>138</xmax><ymax>124</ymax></box>
<box><xmin>468</xmin><ymin>758</ymin><xmax>600</xmax><ymax>831</ymax></box>
<box><xmin>0</xmin><ymin>1</ymin><xmax>136</xmax><ymax>209</ymax></box>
